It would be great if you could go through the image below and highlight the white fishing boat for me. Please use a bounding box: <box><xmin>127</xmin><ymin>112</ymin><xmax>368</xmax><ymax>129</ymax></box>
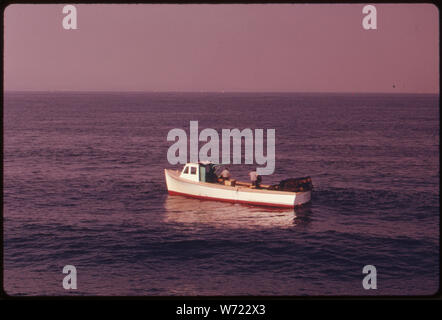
<box><xmin>164</xmin><ymin>162</ymin><xmax>312</xmax><ymax>208</ymax></box>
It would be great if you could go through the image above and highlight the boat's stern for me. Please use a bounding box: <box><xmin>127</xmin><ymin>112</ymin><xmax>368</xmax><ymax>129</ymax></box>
<box><xmin>294</xmin><ymin>190</ymin><xmax>312</xmax><ymax>206</ymax></box>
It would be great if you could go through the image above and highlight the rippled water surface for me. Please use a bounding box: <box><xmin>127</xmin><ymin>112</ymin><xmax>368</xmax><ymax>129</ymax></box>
<box><xmin>3</xmin><ymin>92</ymin><xmax>439</xmax><ymax>295</ymax></box>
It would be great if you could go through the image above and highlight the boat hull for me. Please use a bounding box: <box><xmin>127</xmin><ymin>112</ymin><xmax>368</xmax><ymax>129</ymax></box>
<box><xmin>165</xmin><ymin>169</ymin><xmax>311</xmax><ymax>208</ymax></box>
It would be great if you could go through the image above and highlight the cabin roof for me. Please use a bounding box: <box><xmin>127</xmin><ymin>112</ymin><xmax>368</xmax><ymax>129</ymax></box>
<box><xmin>185</xmin><ymin>162</ymin><xmax>199</xmax><ymax>165</ymax></box>
<box><xmin>184</xmin><ymin>161</ymin><xmax>216</xmax><ymax>166</ymax></box>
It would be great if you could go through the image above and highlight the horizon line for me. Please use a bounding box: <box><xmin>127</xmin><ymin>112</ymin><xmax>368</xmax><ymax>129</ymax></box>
<box><xmin>3</xmin><ymin>90</ymin><xmax>439</xmax><ymax>95</ymax></box>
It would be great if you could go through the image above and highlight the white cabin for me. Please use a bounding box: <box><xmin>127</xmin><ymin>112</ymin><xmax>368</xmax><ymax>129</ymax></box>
<box><xmin>180</xmin><ymin>163</ymin><xmax>200</xmax><ymax>182</ymax></box>
<box><xmin>179</xmin><ymin>162</ymin><xmax>214</xmax><ymax>183</ymax></box>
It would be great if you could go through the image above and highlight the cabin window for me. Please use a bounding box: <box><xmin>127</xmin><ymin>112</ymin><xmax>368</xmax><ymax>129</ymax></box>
<box><xmin>183</xmin><ymin>166</ymin><xmax>189</xmax><ymax>174</ymax></box>
<box><xmin>190</xmin><ymin>167</ymin><xmax>197</xmax><ymax>175</ymax></box>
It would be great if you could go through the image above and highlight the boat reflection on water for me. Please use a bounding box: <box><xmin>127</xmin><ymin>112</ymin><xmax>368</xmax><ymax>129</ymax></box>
<box><xmin>163</xmin><ymin>195</ymin><xmax>312</xmax><ymax>229</ymax></box>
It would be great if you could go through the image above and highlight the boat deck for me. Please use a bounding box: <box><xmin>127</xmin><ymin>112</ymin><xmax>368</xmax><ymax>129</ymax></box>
<box><xmin>166</xmin><ymin>169</ymin><xmax>296</xmax><ymax>195</ymax></box>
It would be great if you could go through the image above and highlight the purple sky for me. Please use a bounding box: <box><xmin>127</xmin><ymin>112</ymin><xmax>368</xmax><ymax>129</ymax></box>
<box><xmin>4</xmin><ymin>4</ymin><xmax>439</xmax><ymax>93</ymax></box>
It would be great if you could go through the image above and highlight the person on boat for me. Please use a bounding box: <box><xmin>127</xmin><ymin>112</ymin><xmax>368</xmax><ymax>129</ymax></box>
<box><xmin>206</xmin><ymin>165</ymin><xmax>218</xmax><ymax>183</ymax></box>
<box><xmin>219</xmin><ymin>167</ymin><xmax>231</xmax><ymax>182</ymax></box>
<box><xmin>249</xmin><ymin>170</ymin><xmax>262</xmax><ymax>188</ymax></box>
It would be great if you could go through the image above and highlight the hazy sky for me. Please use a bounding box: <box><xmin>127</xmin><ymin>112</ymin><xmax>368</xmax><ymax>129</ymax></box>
<box><xmin>4</xmin><ymin>4</ymin><xmax>439</xmax><ymax>93</ymax></box>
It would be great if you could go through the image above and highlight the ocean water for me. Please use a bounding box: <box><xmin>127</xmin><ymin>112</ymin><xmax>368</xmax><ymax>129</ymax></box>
<box><xmin>3</xmin><ymin>92</ymin><xmax>439</xmax><ymax>296</ymax></box>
